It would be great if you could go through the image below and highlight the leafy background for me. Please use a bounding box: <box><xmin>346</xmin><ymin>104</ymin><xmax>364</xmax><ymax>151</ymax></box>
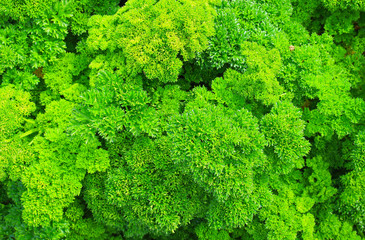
<box><xmin>0</xmin><ymin>0</ymin><xmax>364</xmax><ymax>239</ymax></box>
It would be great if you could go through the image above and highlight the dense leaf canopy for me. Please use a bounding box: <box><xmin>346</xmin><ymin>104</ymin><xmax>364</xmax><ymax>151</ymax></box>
<box><xmin>0</xmin><ymin>0</ymin><xmax>364</xmax><ymax>239</ymax></box>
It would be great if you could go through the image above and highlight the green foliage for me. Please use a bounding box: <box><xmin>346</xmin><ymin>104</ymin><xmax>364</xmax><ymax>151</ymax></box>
<box><xmin>0</xmin><ymin>181</ymin><xmax>71</xmax><ymax>240</ymax></box>
<box><xmin>83</xmin><ymin>171</ymin><xmax>126</xmax><ymax>233</ymax></box>
<box><xmin>1</xmin><ymin>0</ymin><xmax>365</xmax><ymax>239</ymax></box>
<box><xmin>167</xmin><ymin>101</ymin><xmax>269</xmax><ymax>229</ymax></box>
<box><xmin>277</xmin><ymin>33</ymin><xmax>365</xmax><ymax>139</ymax></box>
<box><xmin>87</xmin><ymin>0</ymin><xmax>216</xmax><ymax>82</ymax></box>
<box><xmin>0</xmin><ymin>99</ymin><xmax>110</xmax><ymax>229</ymax></box>
<box><xmin>72</xmin><ymin>70</ymin><xmax>160</xmax><ymax>142</ymax></box>
<box><xmin>0</xmin><ymin>0</ymin><xmax>119</xmax><ymax>34</ymax></box>
<box><xmin>0</xmin><ymin>0</ymin><xmax>57</xmax><ymax>21</ymax></box>
<box><xmin>315</xmin><ymin>207</ymin><xmax>362</xmax><ymax>240</ymax></box>
<box><xmin>259</xmin><ymin>188</ymin><xmax>316</xmax><ymax>240</ymax></box>
<box><xmin>304</xmin><ymin>156</ymin><xmax>338</xmax><ymax>203</ymax></box>
<box><xmin>43</xmin><ymin>53</ymin><xmax>89</xmax><ymax>99</ymax></box>
<box><xmin>339</xmin><ymin>131</ymin><xmax>365</xmax><ymax>231</ymax></box>
<box><xmin>196</xmin><ymin>0</ymin><xmax>250</xmax><ymax>72</ymax></box>
<box><xmin>105</xmin><ymin>136</ymin><xmax>204</xmax><ymax>237</ymax></box>
<box><xmin>195</xmin><ymin>223</ymin><xmax>232</xmax><ymax>240</ymax></box>
<box><xmin>63</xmin><ymin>200</ymin><xmax>113</xmax><ymax>240</ymax></box>
<box><xmin>0</xmin><ymin>6</ymin><xmax>69</xmax><ymax>71</ymax></box>
<box><xmin>321</xmin><ymin>0</ymin><xmax>365</xmax><ymax>11</ymax></box>
<box><xmin>197</xmin><ymin>0</ymin><xmax>293</xmax><ymax>74</ymax></box>
<box><xmin>261</xmin><ymin>101</ymin><xmax>310</xmax><ymax>174</ymax></box>
<box><xmin>0</xmin><ymin>85</ymin><xmax>36</xmax><ymax>141</ymax></box>
<box><xmin>212</xmin><ymin>42</ymin><xmax>283</xmax><ymax>108</ymax></box>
